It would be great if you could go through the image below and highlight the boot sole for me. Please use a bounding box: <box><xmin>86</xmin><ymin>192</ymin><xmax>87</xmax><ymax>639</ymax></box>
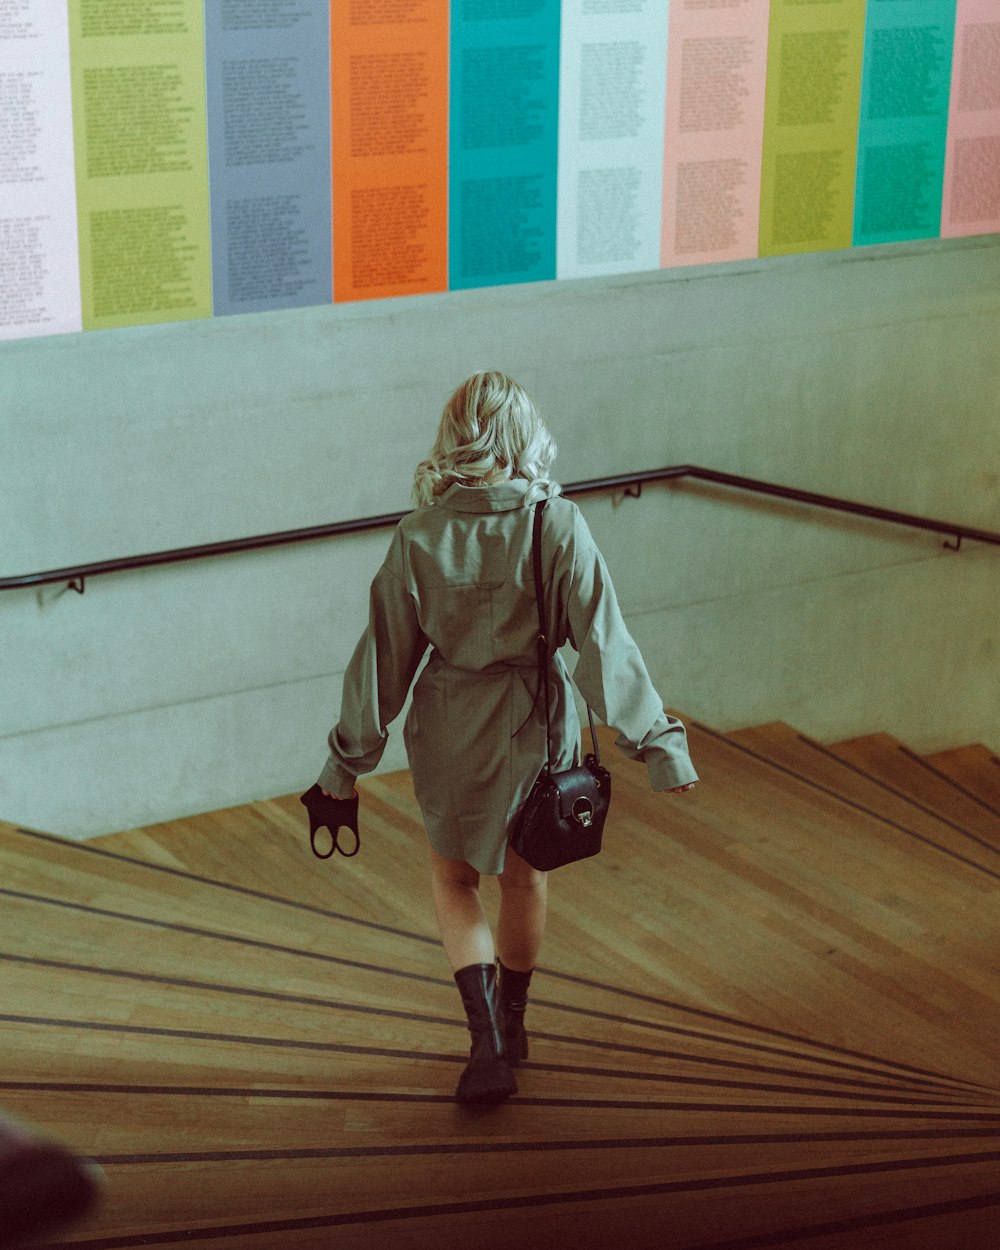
<box><xmin>455</xmin><ymin>1064</ymin><xmax>518</xmax><ymax>1104</ymax></box>
<box><xmin>456</xmin><ymin>1086</ymin><xmax>516</xmax><ymax>1105</ymax></box>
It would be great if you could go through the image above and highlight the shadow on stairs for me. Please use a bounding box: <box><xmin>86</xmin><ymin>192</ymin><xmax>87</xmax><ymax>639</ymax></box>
<box><xmin>1</xmin><ymin>720</ymin><xmax>998</xmax><ymax>1250</ymax></box>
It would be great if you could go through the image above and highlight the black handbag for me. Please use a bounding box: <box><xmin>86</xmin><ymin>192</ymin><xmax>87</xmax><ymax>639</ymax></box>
<box><xmin>508</xmin><ymin>499</ymin><xmax>611</xmax><ymax>872</ymax></box>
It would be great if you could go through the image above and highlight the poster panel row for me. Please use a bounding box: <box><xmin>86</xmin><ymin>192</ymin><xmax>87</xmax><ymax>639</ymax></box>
<box><xmin>2</xmin><ymin>0</ymin><xmax>998</xmax><ymax>341</ymax></box>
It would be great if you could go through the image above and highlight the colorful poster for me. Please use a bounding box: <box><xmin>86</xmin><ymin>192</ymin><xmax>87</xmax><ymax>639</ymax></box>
<box><xmin>854</xmin><ymin>0</ymin><xmax>957</xmax><ymax>246</ymax></box>
<box><xmin>449</xmin><ymin>0</ymin><xmax>560</xmax><ymax>290</ymax></box>
<box><xmin>1</xmin><ymin>1</ymin><xmax>81</xmax><ymax>340</ymax></box>
<box><xmin>557</xmin><ymin>0</ymin><xmax>668</xmax><ymax>280</ymax></box>
<box><xmin>331</xmin><ymin>0</ymin><xmax>448</xmax><ymax>302</ymax></box>
<box><xmin>759</xmin><ymin>0</ymin><xmax>867</xmax><ymax>256</ymax></box>
<box><xmin>941</xmin><ymin>0</ymin><xmax>1000</xmax><ymax>238</ymax></box>
<box><xmin>205</xmin><ymin>0</ymin><xmax>332</xmax><ymax>315</ymax></box>
<box><xmin>662</xmin><ymin>0</ymin><xmax>770</xmax><ymax>269</ymax></box>
<box><xmin>68</xmin><ymin>0</ymin><xmax>212</xmax><ymax>330</ymax></box>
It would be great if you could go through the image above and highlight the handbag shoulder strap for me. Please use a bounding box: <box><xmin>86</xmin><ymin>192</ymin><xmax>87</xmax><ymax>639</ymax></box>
<box><xmin>530</xmin><ymin>499</ymin><xmax>600</xmax><ymax>771</ymax></box>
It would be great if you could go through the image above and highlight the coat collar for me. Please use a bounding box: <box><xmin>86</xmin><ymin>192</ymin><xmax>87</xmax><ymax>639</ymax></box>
<box><xmin>438</xmin><ymin>479</ymin><xmax>532</xmax><ymax>514</ymax></box>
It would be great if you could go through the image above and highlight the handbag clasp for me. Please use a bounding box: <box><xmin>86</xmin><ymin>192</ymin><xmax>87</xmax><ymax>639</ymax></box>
<box><xmin>572</xmin><ymin>798</ymin><xmax>594</xmax><ymax>827</ymax></box>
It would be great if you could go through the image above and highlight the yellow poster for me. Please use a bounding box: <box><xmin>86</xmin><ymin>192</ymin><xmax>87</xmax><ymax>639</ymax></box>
<box><xmin>69</xmin><ymin>0</ymin><xmax>212</xmax><ymax>329</ymax></box>
<box><xmin>759</xmin><ymin>0</ymin><xmax>867</xmax><ymax>256</ymax></box>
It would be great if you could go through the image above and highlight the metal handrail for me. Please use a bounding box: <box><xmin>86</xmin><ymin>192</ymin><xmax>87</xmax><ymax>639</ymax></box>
<box><xmin>2</xmin><ymin>464</ymin><xmax>997</xmax><ymax>594</ymax></box>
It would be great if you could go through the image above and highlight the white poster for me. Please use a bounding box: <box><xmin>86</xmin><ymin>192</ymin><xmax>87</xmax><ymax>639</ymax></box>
<box><xmin>0</xmin><ymin>1</ymin><xmax>81</xmax><ymax>340</ymax></box>
<box><xmin>557</xmin><ymin>0</ymin><xmax>670</xmax><ymax>279</ymax></box>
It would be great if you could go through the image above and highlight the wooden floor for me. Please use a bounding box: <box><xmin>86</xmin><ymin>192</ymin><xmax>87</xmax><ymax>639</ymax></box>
<box><xmin>1</xmin><ymin>719</ymin><xmax>998</xmax><ymax>1249</ymax></box>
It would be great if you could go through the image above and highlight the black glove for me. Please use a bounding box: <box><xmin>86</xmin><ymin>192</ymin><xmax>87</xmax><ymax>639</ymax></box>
<box><xmin>299</xmin><ymin>784</ymin><xmax>360</xmax><ymax>859</ymax></box>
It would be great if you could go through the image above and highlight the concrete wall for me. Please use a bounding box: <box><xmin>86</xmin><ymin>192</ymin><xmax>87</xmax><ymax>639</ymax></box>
<box><xmin>2</xmin><ymin>236</ymin><xmax>998</xmax><ymax>838</ymax></box>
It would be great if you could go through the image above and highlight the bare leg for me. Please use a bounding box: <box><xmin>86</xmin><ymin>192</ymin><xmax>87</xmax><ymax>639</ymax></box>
<box><xmin>429</xmin><ymin>847</ymin><xmax>495</xmax><ymax>972</ymax></box>
<box><xmin>497</xmin><ymin>844</ymin><xmax>548</xmax><ymax>972</ymax></box>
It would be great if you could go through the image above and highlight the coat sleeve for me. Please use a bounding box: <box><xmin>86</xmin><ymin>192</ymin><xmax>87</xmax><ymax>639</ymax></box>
<box><xmin>318</xmin><ymin>529</ymin><xmax>428</xmax><ymax>797</ymax></box>
<box><xmin>561</xmin><ymin>506</ymin><xmax>698</xmax><ymax>791</ymax></box>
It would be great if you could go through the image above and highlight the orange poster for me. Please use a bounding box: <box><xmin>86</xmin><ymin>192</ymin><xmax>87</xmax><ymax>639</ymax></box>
<box><xmin>331</xmin><ymin>0</ymin><xmax>448</xmax><ymax>302</ymax></box>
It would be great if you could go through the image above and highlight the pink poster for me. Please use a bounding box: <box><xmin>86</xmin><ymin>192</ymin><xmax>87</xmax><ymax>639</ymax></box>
<box><xmin>941</xmin><ymin>0</ymin><xmax>1000</xmax><ymax>237</ymax></box>
<box><xmin>661</xmin><ymin>0</ymin><xmax>771</xmax><ymax>267</ymax></box>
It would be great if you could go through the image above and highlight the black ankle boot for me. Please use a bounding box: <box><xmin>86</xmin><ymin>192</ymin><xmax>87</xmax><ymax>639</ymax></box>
<box><xmin>498</xmin><ymin>962</ymin><xmax>533</xmax><ymax>1067</ymax></box>
<box><xmin>453</xmin><ymin>963</ymin><xmax>517</xmax><ymax>1104</ymax></box>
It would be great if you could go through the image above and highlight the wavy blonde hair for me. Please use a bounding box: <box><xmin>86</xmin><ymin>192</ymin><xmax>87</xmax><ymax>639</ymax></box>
<box><xmin>413</xmin><ymin>371</ymin><xmax>560</xmax><ymax>506</ymax></box>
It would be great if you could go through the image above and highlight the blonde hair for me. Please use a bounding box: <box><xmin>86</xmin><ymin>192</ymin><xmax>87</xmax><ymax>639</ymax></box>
<box><xmin>413</xmin><ymin>371</ymin><xmax>559</xmax><ymax>507</ymax></box>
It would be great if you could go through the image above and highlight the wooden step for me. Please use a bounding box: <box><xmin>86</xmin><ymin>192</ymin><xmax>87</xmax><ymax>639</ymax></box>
<box><xmin>602</xmin><ymin>721</ymin><xmax>1000</xmax><ymax>1081</ymax></box>
<box><xmin>828</xmin><ymin>734</ymin><xmax>1000</xmax><ymax>851</ymax></box>
<box><xmin>728</xmin><ymin>722</ymin><xmax>1000</xmax><ymax>877</ymax></box>
<box><xmin>8</xmin><ymin>1117</ymin><xmax>997</xmax><ymax>1250</ymax></box>
<box><xmin>98</xmin><ymin>778</ymin><xmax>436</xmax><ymax>938</ymax></box>
<box><xmin>0</xmin><ymin>825</ymin><xmax>441</xmax><ymax>985</ymax></box>
<box><xmin>922</xmin><ymin>744</ymin><xmax>1000</xmax><ymax>813</ymax></box>
<box><xmin>7</xmin><ymin>959</ymin><xmax>985</xmax><ymax>1116</ymax></box>
<box><xmin>3</xmin><ymin>1105</ymin><xmax>996</xmax><ymax>1250</ymax></box>
<box><xmin>2</xmin><ymin>720</ymin><xmax>999</xmax><ymax>1250</ymax></box>
<box><xmin>11</xmin><ymin>723</ymin><xmax>996</xmax><ymax>1085</ymax></box>
<box><xmin>10</xmin><ymin>1083</ymin><xmax>997</xmax><ymax>1165</ymax></box>
<box><xmin>7</xmin><ymin>894</ymin><xmax>978</xmax><ymax>1110</ymax></box>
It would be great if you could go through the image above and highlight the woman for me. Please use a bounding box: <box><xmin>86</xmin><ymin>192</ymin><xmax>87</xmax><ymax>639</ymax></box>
<box><xmin>317</xmin><ymin>371</ymin><xmax>698</xmax><ymax>1104</ymax></box>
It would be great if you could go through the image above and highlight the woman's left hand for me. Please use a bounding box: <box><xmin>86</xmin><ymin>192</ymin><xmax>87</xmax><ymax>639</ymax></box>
<box><xmin>668</xmin><ymin>783</ymin><xmax>697</xmax><ymax>794</ymax></box>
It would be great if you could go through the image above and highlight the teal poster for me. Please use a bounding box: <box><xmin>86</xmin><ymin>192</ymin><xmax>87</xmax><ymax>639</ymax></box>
<box><xmin>448</xmin><ymin>0</ymin><xmax>561</xmax><ymax>290</ymax></box>
<box><xmin>854</xmin><ymin>0</ymin><xmax>957</xmax><ymax>246</ymax></box>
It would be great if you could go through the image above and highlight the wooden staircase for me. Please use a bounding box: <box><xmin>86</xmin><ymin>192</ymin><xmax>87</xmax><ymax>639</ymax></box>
<box><xmin>1</xmin><ymin>720</ymin><xmax>998</xmax><ymax>1249</ymax></box>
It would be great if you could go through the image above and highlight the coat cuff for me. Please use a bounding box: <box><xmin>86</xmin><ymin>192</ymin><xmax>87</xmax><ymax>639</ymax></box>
<box><xmin>645</xmin><ymin>751</ymin><xmax>700</xmax><ymax>792</ymax></box>
<box><xmin>317</xmin><ymin>758</ymin><xmax>357</xmax><ymax>799</ymax></box>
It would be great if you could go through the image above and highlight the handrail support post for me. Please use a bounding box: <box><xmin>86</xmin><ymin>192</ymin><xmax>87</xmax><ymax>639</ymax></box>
<box><xmin>614</xmin><ymin>483</ymin><xmax>644</xmax><ymax>508</ymax></box>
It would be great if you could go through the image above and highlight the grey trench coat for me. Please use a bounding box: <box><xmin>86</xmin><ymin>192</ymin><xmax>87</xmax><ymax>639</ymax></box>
<box><xmin>318</xmin><ymin>478</ymin><xmax>698</xmax><ymax>873</ymax></box>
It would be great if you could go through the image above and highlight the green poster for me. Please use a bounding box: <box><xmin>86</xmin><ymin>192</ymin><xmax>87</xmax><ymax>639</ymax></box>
<box><xmin>69</xmin><ymin>0</ymin><xmax>212</xmax><ymax>330</ymax></box>
<box><xmin>759</xmin><ymin>0</ymin><xmax>867</xmax><ymax>257</ymax></box>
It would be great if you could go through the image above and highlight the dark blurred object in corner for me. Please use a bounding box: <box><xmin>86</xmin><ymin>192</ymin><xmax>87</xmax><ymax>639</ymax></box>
<box><xmin>0</xmin><ymin>1112</ymin><xmax>103</xmax><ymax>1248</ymax></box>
